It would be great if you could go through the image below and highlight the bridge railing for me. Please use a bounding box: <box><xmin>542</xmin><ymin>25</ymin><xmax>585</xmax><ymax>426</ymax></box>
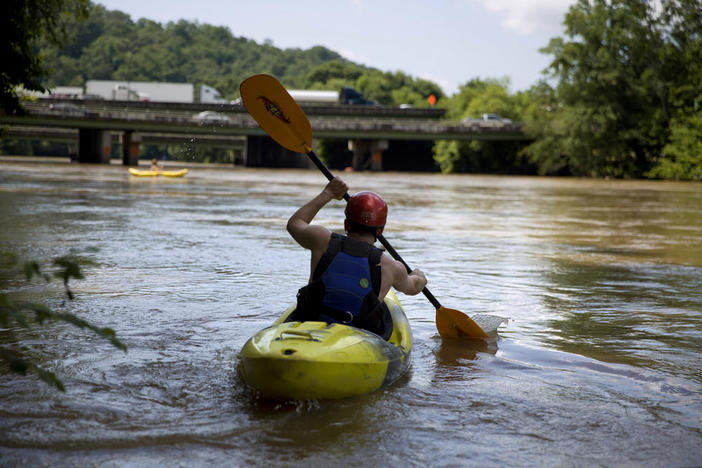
<box><xmin>7</xmin><ymin>99</ymin><xmax>526</xmax><ymax>141</ymax></box>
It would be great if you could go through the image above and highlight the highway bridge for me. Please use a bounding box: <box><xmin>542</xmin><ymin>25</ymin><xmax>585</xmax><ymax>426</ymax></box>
<box><xmin>1</xmin><ymin>98</ymin><xmax>527</xmax><ymax>170</ymax></box>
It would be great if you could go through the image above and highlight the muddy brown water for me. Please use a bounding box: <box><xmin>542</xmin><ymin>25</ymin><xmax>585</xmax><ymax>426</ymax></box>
<box><xmin>1</xmin><ymin>161</ymin><xmax>700</xmax><ymax>466</ymax></box>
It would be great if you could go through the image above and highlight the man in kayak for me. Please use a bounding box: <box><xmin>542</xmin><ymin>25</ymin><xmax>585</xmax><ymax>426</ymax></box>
<box><xmin>286</xmin><ymin>177</ymin><xmax>427</xmax><ymax>339</ymax></box>
<box><xmin>150</xmin><ymin>159</ymin><xmax>162</xmax><ymax>171</ymax></box>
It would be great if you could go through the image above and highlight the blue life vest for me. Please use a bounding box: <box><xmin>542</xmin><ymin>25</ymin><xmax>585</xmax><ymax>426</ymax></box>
<box><xmin>291</xmin><ymin>233</ymin><xmax>392</xmax><ymax>339</ymax></box>
<box><xmin>320</xmin><ymin>249</ymin><xmax>375</xmax><ymax>319</ymax></box>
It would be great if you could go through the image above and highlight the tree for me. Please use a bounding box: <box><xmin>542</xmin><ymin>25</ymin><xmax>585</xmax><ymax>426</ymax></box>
<box><xmin>433</xmin><ymin>78</ymin><xmax>532</xmax><ymax>174</ymax></box>
<box><xmin>355</xmin><ymin>70</ymin><xmax>443</xmax><ymax>107</ymax></box>
<box><xmin>304</xmin><ymin>60</ymin><xmax>365</xmax><ymax>89</ymax></box>
<box><xmin>30</xmin><ymin>2</ymin><xmax>449</xmax><ymax>108</ymax></box>
<box><xmin>303</xmin><ymin>60</ymin><xmax>445</xmax><ymax>107</ymax></box>
<box><xmin>443</xmin><ymin>77</ymin><xmax>516</xmax><ymax>120</ymax></box>
<box><xmin>35</xmin><ymin>5</ymin><xmax>349</xmax><ymax>100</ymax></box>
<box><xmin>647</xmin><ymin>113</ymin><xmax>702</xmax><ymax>180</ymax></box>
<box><xmin>443</xmin><ymin>78</ymin><xmax>493</xmax><ymax>120</ymax></box>
<box><xmin>1</xmin><ymin>0</ymin><xmax>88</xmax><ymax>114</ymax></box>
<box><xmin>1</xmin><ymin>253</ymin><xmax>126</xmax><ymax>391</ymax></box>
<box><xmin>645</xmin><ymin>0</ymin><xmax>702</xmax><ymax>179</ymax></box>
<box><xmin>524</xmin><ymin>0</ymin><xmax>702</xmax><ymax>178</ymax></box>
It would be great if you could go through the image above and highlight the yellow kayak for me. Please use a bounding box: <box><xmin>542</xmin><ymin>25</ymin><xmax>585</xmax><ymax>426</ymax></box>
<box><xmin>128</xmin><ymin>168</ymin><xmax>189</xmax><ymax>177</ymax></box>
<box><xmin>238</xmin><ymin>290</ymin><xmax>412</xmax><ymax>400</ymax></box>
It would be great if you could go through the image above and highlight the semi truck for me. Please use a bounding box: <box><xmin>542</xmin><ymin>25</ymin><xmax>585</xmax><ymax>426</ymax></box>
<box><xmin>198</xmin><ymin>84</ymin><xmax>228</xmax><ymax>104</ymax></box>
<box><xmin>82</xmin><ymin>80</ymin><xmax>227</xmax><ymax>103</ymax></box>
<box><xmin>287</xmin><ymin>89</ymin><xmax>339</xmax><ymax>104</ymax></box>
<box><xmin>284</xmin><ymin>87</ymin><xmax>376</xmax><ymax>105</ymax></box>
<box><xmin>339</xmin><ymin>87</ymin><xmax>376</xmax><ymax>105</ymax></box>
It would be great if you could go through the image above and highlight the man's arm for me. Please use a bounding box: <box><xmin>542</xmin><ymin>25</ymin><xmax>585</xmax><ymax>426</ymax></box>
<box><xmin>286</xmin><ymin>178</ymin><xmax>348</xmax><ymax>250</ymax></box>
<box><xmin>384</xmin><ymin>256</ymin><xmax>427</xmax><ymax>296</ymax></box>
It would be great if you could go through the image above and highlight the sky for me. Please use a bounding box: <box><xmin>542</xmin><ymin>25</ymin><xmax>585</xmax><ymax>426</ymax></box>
<box><xmin>96</xmin><ymin>0</ymin><xmax>578</xmax><ymax>96</ymax></box>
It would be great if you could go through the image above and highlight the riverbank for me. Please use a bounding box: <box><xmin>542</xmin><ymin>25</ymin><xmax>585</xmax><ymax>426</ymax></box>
<box><xmin>3</xmin><ymin>155</ymin><xmax>701</xmax><ymax>185</ymax></box>
<box><xmin>0</xmin><ymin>155</ymin><xmax>240</xmax><ymax>170</ymax></box>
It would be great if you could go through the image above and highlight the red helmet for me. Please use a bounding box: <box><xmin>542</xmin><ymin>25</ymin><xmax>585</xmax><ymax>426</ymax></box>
<box><xmin>345</xmin><ymin>191</ymin><xmax>387</xmax><ymax>228</ymax></box>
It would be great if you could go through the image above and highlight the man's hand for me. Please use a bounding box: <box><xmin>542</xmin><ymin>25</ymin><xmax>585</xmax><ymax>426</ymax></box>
<box><xmin>323</xmin><ymin>177</ymin><xmax>348</xmax><ymax>200</ymax></box>
<box><xmin>409</xmin><ymin>268</ymin><xmax>427</xmax><ymax>290</ymax></box>
<box><xmin>384</xmin><ymin>257</ymin><xmax>429</xmax><ymax>296</ymax></box>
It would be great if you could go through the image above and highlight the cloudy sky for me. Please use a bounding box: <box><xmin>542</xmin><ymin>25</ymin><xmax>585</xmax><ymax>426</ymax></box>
<box><xmin>96</xmin><ymin>0</ymin><xmax>577</xmax><ymax>95</ymax></box>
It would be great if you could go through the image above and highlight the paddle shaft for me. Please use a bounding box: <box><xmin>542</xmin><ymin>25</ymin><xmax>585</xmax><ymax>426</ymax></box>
<box><xmin>306</xmin><ymin>150</ymin><xmax>443</xmax><ymax>310</ymax></box>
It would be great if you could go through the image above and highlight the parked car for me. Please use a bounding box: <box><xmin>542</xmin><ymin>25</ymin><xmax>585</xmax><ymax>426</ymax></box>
<box><xmin>194</xmin><ymin>111</ymin><xmax>230</xmax><ymax>124</ymax></box>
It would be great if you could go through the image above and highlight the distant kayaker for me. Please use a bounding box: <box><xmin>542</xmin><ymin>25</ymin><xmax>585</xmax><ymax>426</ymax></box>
<box><xmin>150</xmin><ymin>159</ymin><xmax>162</xmax><ymax>171</ymax></box>
<box><xmin>286</xmin><ymin>177</ymin><xmax>427</xmax><ymax>340</ymax></box>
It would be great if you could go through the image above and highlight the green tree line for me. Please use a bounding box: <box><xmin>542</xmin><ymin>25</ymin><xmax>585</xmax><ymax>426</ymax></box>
<box><xmin>435</xmin><ymin>0</ymin><xmax>702</xmax><ymax>179</ymax></box>
<box><xmin>33</xmin><ymin>2</ymin><xmax>444</xmax><ymax>108</ymax></box>
<box><xmin>524</xmin><ymin>0</ymin><xmax>702</xmax><ymax>179</ymax></box>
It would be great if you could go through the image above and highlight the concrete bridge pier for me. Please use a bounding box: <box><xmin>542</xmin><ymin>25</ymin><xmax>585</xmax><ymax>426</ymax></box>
<box><xmin>237</xmin><ymin>137</ymin><xmax>247</xmax><ymax>166</ymax></box>
<box><xmin>348</xmin><ymin>139</ymin><xmax>388</xmax><ymax>171</ymax></box>
<box><xmin>78</xmin><ymin>129</ymin><xmax>111</xmax><ymax>163</ymax></box>
<box><xmin>121</xmin><ymin>131</ymin><xmax>141</xmax><ymax>166</ymax></box>
<box><xmin>244</xmin><ymin>135</ymin><xmax>311</xmax><ymax>168</ymax></box>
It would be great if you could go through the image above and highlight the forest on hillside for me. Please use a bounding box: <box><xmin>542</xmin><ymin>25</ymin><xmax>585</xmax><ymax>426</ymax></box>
<box><xmin>3</xmin><ymin>0</ymin><xmax>702</xmax><ymax>179</ymax></box>
<box><xmin>36</xmin><ymin>3</ymin><xmax>444</xmax><ymax>108</ymax></box>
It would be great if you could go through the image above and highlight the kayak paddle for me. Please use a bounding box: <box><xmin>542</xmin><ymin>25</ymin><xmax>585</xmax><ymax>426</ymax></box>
<box><xmin>239</xmin><ymin>74</ymin><xmax>488</xmax><ymax>339</ymax></box>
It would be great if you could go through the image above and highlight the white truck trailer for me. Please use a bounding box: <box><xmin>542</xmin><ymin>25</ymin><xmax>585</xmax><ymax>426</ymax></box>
<box><xmin>287</xmin><ymin>89</ymin><xmax>339</xmax><ymax>104</ymax></box>
<box><xmin>85</xmin><ymin>80</ymin><xmax>195</xmax><ymax>103</ymax></box>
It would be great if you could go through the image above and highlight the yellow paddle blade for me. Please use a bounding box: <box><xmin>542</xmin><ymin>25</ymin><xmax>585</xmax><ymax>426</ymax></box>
<box><xmin>240</xmin><ymin>74</ymin><xmax>313</xmax><ymax>154</ymax></box>
<box><xmin>436</xmin><ymin>306</ymin><xmax>489</xmax><ymax>339</ymax></box>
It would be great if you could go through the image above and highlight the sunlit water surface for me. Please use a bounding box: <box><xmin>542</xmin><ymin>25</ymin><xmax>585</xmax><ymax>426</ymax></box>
<box><xmin>1</xmin><ymin>161</ymin><xmax>701</xmax><ymax>466</ymax></box>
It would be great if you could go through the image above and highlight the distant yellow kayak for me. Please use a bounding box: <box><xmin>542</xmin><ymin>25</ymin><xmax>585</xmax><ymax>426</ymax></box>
<box><xmin>128</xmin><ymin>168</ymin><xmax>189</xmax><ymax>177</ymax></box>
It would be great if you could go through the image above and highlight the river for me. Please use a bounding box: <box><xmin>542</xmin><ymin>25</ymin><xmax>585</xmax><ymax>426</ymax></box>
<box><xmin>1</xmin><ymin>160</ymin><xmax>701</xmax><ymax>467</ymax></box>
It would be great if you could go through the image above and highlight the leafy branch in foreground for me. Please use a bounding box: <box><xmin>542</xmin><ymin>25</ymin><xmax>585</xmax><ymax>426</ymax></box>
<box><xmin>0</xmin><ymin>252</ymin><xmax>126</xmax><ymax>391</ymax></box>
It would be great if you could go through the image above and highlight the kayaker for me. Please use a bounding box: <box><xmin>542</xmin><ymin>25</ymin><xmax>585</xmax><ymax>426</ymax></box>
<box><xmin>150</xmin><ymin>159</ymin><xmax>162</xmax><ymax>171</ymax></box>
<box><xmin>286</xmin><ymin>177</ymin><xmax>427</xmax><ymax>339</ymax></box>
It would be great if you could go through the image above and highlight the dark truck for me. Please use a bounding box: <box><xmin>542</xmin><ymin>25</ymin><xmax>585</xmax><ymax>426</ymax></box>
<box><xmin>339</xmin><ymin>87</ymin><xmax>376</xmax><ymax>105</ymax></box>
